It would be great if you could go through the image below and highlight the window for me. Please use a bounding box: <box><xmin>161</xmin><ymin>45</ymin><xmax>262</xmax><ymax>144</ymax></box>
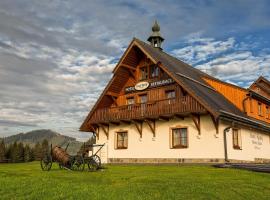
<box><xmin>139</xmin><ymin>66</ymin><xmax>148</xmax><ymax>80</ymax></box>
<box><xmin>258</xmin><ymin>103</ymin><xmax>262</xmax><ymax>116</ymax></box>
<box><xmin>171</xmin><ymin>128</ymin><xmax>188</xmax><ymax>148</ymax></box>
<box><xmin>266</xmin><ymin>106</ymin><xmax>269</xmax><ymax>119</ymax></box>
<box><xmin>116</xmin><ymin>132</ymin><xmax>128</xmax><ymax>149</ymax></box>
<box><xmin>232</xmin><ymin>128</ymin><xmax>241</xmax><ymax>150</ymax></box>
<box><xmin>139</xmin><ymin>94</ymin><xmax>147</xmax><ymax>104</ymax></box>
<box><xmin>126</xmin><ymin>97</ymin><xmax>135</xmax><ymax>105</ymax></box>
<box><xmin>150</xmin><ymin>64</ymin><xmax>159</xmax><ymax>78</ymax></box>
<box><xmin>166</xmin><ymin>90</ymin><xmax>176</xmax><ymax>99</ymax></box>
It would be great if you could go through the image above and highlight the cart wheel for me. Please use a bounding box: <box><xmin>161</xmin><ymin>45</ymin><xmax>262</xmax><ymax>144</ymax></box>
<box><xmin>88</xmin><ymin>155</ymin><xmax>101</xmax><ymax>171</ymax></box>
<box><xmin>40</xmin><ymin>154</ymin><xmax>52</xmax><ymax>171</ymax></box>
<box><xmin>72</xmin><ymin>155</ymin><xmax>85</xmax><ymax>171</ymax></box>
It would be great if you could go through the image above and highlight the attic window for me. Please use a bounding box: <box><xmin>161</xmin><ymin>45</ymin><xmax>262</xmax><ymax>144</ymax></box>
<box><xmin>150</xmin><ymin>64</ymin><xmax>159</xmax><ymax>78</ymax></box>
<box><xmin>139</xmin><ymin>66</ymin><xmax>148</xmax><ymax>80</ymax></box>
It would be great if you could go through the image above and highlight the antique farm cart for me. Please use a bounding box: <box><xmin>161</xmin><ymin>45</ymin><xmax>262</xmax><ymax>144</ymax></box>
<box><xmin>81</xmin><ymin>143</ymin><xmax>105</xmax><ymax>171</ymax></box>
<box><xmin>40</xmin><ymin>144</ymin><xmax>85</xmax><ymax>171</ymax></box>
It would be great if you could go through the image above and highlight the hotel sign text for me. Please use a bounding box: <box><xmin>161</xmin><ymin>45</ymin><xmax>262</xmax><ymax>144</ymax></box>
<box><xmin>125</xmin><ymin>78</ymin><xmax>174</xmax><ymax>93</ymax></box>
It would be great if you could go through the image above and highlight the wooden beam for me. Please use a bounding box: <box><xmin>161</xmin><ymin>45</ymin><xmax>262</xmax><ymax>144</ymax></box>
<box><xmin>145</xmin><ymin>119</ymin><xmax>156</xmax><ymax>137</ymax></box>
<box><xmin>121</xmin><ymin>119</ymin><xmax>131</xmax><ymax>124</ymax></box>
<box><xmin>107</xmin><ymin>95</ymin><xmax>118</xmax><ymax>106</ymax></box>
<box><xmin>210</xmin><ymin>115</ymin><xmax>219</xmax><ymax>134</ymax></box>
<box><xmin>191</xmin><ymin>114</ymin><xmax>200</xmax><ymax>135</ymax></box>
<box><xmin>109</xmin><ymin>120</ymin><xmax>120</xmax><ymax>125</ymax></box>
<box><xmin>88</xmin><ymin>125</ymin><xmax>96</xmax><ymax>133</ymax></box>
<box><xmin>121</xmin><ymin>63</ymin><xmax>136</xmax><ymax>71</ymax></box>
<box><xmin>132</xmin><ymin>120</ymin><xmax>143</xmax><ymax>138</ymax></box>
<box><xmin>159</xmin><ymin>115</ymin><xmax>171</xmax><ymax>121</ymax></box>
<box><xmin>106</xmin><ymin>91</ymin><xmax>118</xmax><ymax>97</ymax></box>
<box><xmin>99</xmin><ymin>124</ymin><xmax>109</xmax><ymax>139</ymax></box>
<box><xmin>129</xmin><ymin>69</ymin><xmax>136</xmax><ymax>80</ymax></box>
<box><xmin>175</xmin><ymin>114</ymin><xmax>185</xmax><ymax>120</ymax></box>
<box><xmin>96</xmin><ymin>126</ymin><xmax>99</xmax><ymax>140</ymax></box>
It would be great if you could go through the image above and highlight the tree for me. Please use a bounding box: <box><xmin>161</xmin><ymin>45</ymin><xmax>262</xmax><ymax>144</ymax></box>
<box><xmin>10</xmin><ymin>142</ymin><xmax>20</xmax><ymax>163</ymax></box>
<box><xmin>0</xmin><ymin>139</ymin><xmax>6</xmax><ymax>162</ymax></box>
<box><xmin>34</xmin><ymin>142</ymin><xmax>42</xmax><ymax>160</ymax></box>
<box><xmin>5</xmin><ymin>144</ymin><xmax>11</xmax><ymax>162</ymax></box>
<box><xmin>24</xmin><ymin>144</ymin><xmax>32</xmax><ymax>162</ymax></box>
<box><xmin>41</xmin><ymin>139</ymin><xmax>49</xmax><ymax>156</ymax></box>
<box><xmin>18</xmin><ymin>142</ymin><xmax>25</xmax><ymax>162</ymax></box>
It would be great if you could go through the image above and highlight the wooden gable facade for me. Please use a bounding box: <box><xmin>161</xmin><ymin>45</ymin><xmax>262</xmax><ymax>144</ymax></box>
<box><xmin>204</xmin><ymin>77</ymin><xmax>270</xmax><ymax>124</ymax></box>
<box><xmin>80</xmin><ymin>40</ymin><xmax>208</xmax><ymax>133</ymax></box>
<box><xmin>249</xmin><ymin>76</ymin><xmax>270</xmax><ymax>99</ymax></box>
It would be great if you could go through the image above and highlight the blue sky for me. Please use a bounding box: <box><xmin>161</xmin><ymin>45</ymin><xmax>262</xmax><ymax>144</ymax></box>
<box><xmin>0</xmin><ymin>0</ymin><xmax>269</xmax><ymax>140</ymax></box>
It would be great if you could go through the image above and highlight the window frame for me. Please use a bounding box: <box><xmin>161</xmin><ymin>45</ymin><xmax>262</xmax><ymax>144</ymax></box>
<box><xmin>258</xmin><ymin>102</ymin><xmax>263</xmax><ymax>116</ymax></box>
<box><xmin>126</xmin><ymin>96</ymin><xmax>135</xmax><ymax>105</ymax></box>
<box><xmin>165</xmin><ymin>90</ymin><xmax>176</xmax><ymax>99</ymax></box>
<box><xmin>139</xmin><ymin>66</ymin><xmax>148</xmax><ymax>80</ymax></box>
<box><xmin>139</xmin><ymin>93</ymin><xmax>148</xmax><ymax>104</ymax></box>
<box><xmin>150</xmin><ymin>64</ymin><xmax>159</xmax><ymax>79</ymax></box>
<box><xmin>116</xmin><ymin>131</ymin><xmax>128</xmax><ymax>149</ymax></box>
<box><xmin>232</xmin><ymin>128</ymin><xmax>241</xmax><ymax>150</ymax></box>
<box><xmin>170</xmin><ymin>127</ymin><xmax>188</xmax><ymax>149</ymax></box>
<box><xmin>266</xmin><ymin>106</ymin><xmax>269</xmax><ymax>119</ymax></box>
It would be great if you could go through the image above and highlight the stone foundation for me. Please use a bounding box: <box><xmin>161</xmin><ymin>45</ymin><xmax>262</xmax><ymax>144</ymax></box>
<box><xmin>108</xmin><ymin>158</ymin><xmax>225</xmax><ymax>164</ymax></box>
<box><xmin>107</xmin><ymin>158</ymin><xmax>270</xmax><ymax>164</ymax></box>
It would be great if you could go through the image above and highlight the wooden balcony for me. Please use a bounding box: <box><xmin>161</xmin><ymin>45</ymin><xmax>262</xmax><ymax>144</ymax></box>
<box><xmin>89</xmin><ymin>96</ymin><xmax>207</xmax><ymax>124</ymax></box>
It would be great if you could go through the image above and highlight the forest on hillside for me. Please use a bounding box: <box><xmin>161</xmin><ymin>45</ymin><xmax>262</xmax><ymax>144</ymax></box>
<box><xmin>0</xmin><ymin>139</ymin><xmax>49</xmax><ymax>163</ymax></box>
<box><xmin>0</xmin><ymin>137</ymin><xmax>96</xmax><ymax>163</ymax></box>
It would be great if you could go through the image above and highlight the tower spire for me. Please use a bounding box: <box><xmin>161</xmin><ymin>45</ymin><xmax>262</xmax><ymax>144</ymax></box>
<box><xmin>147</xmin><ymin>20</ymin><xmax>164</xmax><ymax>50</ymax></box>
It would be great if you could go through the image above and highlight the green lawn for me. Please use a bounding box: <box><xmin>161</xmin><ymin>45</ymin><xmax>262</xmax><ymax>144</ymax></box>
<box><xmin>0</xmin><ymin>162</ymin><xmax>269</xmax><ymax>200</ymax></box>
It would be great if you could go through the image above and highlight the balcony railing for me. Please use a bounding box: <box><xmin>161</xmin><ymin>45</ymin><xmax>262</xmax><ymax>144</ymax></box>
<box><xmin>89</xmin><ymin>95</ymin><xmax>206</xmax><ymax>123</ymax></box>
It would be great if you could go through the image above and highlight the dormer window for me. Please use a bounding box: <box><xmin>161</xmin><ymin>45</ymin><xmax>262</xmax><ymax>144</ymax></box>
<box><xmin>150</xmin><ymin>64</ymin><xmax>159</xmax><ymax>78</ymax></box>
<box><xmin>139</xmin><ymin>66</ymin><xmax>148</xmax><ymax>80</ymax></box>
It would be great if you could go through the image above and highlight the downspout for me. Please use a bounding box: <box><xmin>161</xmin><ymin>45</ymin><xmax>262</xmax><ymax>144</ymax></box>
<box><xmin>223</xmin><ymin>126</ymin><xmax>232</xmax><ymax>163</ymax></box>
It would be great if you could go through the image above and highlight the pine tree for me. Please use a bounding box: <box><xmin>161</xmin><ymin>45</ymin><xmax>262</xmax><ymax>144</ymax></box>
<box><xmin>17</xmin><ymin>142</ymin><xmax>24</xmax><ymax>162</ymax></box>
<box><xmin>41</xmin><ymin>139</ymin><xmax>49</xmax><ymax>156</ymax></box>
<box><xmin>0</xmin><ymin>139</ymin><xmax>6</xmax><ymax>162</ymax></box>
<box><xmin>24</xmin><ymin>144</ymin><xmax>31</xmax><ymax>162</ymax></box>
<box><xmin>11</xmin><ymin>142</ymin><xmax>20</xmax><ymax>162</ymax></box>
<box><xmin>34</xmin><ymin>142</ymin><xmax>42</xmax><ymax>160</ymax></box>
<box><xmin>29</xmin><ymin>147</ymin><xmax>35</xmax><ymax>161</ymax></box>
<box><xmin>5</xmin><ymin>144</ymin><xmax>11</xmax><ymax>162</ymax></box>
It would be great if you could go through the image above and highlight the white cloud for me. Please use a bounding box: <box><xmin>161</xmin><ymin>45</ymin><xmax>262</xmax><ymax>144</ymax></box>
<box><xmin>172</xmin><ymin>36</ymin><xmax>235</xmax><ymax>64</ymax></box>
<box><xmin>171</xmin><ymin>36</ymin><xmax>270</xmax><ymax>88</ymax></box>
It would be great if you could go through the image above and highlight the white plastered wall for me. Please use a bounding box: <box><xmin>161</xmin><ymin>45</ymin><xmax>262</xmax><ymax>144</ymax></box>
<box><xmin>222</xmin><ymin>122</ymin><xmax>270</xmax><ymax>161</ymax></box>
<box><xmin>95</xmin><ymin>115</ymin><xmax>270</xmax><ymax>163</ymax></box>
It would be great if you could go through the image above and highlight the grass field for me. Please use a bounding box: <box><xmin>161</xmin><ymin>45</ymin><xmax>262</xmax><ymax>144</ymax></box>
<box><xmin>0</xmin><ymin>162</ymin><xmax>269</xmax><ymax>200</ymax></box>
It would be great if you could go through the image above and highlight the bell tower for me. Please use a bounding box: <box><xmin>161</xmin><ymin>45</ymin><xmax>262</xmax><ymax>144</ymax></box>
<box><xmin>147</xmin><ymin>20</ymin><xmax>164</xmax><ymax>50</ymax></box>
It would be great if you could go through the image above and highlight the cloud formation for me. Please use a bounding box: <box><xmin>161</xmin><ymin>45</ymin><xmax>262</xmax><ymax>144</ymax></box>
<box><xmin>0</xmin><ymin>0</ymin><xmax>270</xmax><ymax>140</ymax></box>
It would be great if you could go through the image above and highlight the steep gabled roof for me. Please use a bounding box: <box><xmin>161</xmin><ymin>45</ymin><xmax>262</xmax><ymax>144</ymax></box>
<box><xmin>80</xmin><ymin>38</ymin><xmax>270</xmax><ymax>132</ymax></box>
<box><xmin>133</xmin><ymin>38</ymin><xmax>246</xmax><ymax>118</ymax></box>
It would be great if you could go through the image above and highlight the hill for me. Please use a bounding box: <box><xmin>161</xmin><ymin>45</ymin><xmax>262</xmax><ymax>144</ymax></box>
<box><xmin>2</xmin><ymin>129</ymin><xmax>83</xmax><ymax>155</ymax></box>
